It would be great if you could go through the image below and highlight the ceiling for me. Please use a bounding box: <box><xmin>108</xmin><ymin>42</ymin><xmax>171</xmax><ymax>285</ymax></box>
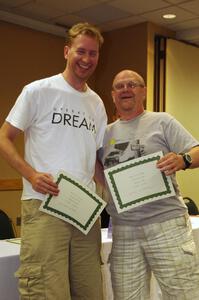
<box><xmin>0</xmin><ymin>0</ymin><xmax>199</xmax><ymax>46</ymax></box>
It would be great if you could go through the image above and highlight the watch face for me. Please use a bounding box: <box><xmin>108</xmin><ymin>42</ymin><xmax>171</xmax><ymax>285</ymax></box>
<box><xmin>183</xmin><ymin>153</ymin><xmax>192</xmax><ymax>169</ymax></box>
<box><xmin>185</xmin><ymin>154</ymin><xmax>192</xmax><ymax>164</ymax></box>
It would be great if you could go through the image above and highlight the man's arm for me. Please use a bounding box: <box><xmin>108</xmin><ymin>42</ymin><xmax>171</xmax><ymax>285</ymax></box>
<box><xmin>157</xmin><ymin>146</ymin><xmax>199</xmax><ymax>175</ymax></box>
<box><xmin>94</xmin><ymin>158</ymin><xmax>106</xmax><ymax>188</ymax></box>
<box><xmin>0</xmin><ymin>121</ymin><xmax>59</xmax><ymax>195</ymax></box>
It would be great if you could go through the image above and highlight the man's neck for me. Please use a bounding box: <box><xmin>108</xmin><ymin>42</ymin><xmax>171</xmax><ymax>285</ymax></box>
<box><xmin>120</xmin><ymin>108</ymin><xmax>144</xmax><ymax>121</ymax></box>
<box><xmin>62</xmin><ymin>71</ymin><xmax>87</xmax><ymax>92</ymax></box>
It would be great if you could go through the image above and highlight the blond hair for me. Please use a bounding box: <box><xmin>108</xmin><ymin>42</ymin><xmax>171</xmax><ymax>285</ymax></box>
<box><xmin>66</xmin><ymin>22</ymin><xmax>104</xmax><ymax>48</ymax></box>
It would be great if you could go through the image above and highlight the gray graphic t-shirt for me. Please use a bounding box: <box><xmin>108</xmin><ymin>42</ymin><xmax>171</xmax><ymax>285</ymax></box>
<box><xmin>101</xmin><ymin>111</ymin><xmax>199</xmax><ymax>226</ymax></box>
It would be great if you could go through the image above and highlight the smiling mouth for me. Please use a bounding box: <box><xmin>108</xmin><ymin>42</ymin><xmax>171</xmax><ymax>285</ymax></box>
<box><xmin>78</xmin><ymin>63</ymin><xmax>91</xmax><ymax>70</ymax></box>
<box><xmin>121</xmin><ymin>95</ymin><xmax>134</xmax><ymax>100</ymax></box>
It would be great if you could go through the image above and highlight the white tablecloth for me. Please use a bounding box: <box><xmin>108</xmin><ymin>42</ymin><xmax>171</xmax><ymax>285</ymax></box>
<box><xmin>0</xmin><ymin>240</ymin><xmax>20</xmax><ymax>300</ymax></box>
<box><xmin>1</xmin><ymin>217</ymin><xmax>199</xmax><ymax>300</ymax></box>
<box><xmin>101</xmin><ymin>229</ymin><xmax>113</xmax><ymax>300</ymax></box>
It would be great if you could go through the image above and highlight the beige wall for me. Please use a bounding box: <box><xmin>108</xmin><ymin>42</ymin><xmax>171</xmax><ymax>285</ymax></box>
<box><xmin>95</xmin><ymin>22</ymin><xmax>148</xmax><ymax>122</ymax></box>
<box><xmin>0</xmin><ymin>21</ymin><xmax>66</xmax><ymax>236</ymax></box>
<box><xmin>94</xmin><ymin>22</ymin><xmax>175</xmax><ymax>121</ymax></box>
<box><xmin>0</xmin><ymin>21</ymin><xmax>66</xmax><ymax>177</ymax></box>
<box><xmin>0</xmin><ymin>20</ymin><xmax>175</xmax><ymax>236</ymax></box>
<box><xmin>165</xmin><ymin>39</ymin><xmax>199</xmax><ymax>207</ymax></box>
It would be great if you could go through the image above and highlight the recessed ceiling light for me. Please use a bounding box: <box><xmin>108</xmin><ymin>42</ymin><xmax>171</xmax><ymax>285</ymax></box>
<box><xmin>162</xmin><ymin>13</ymin><xmax>176</xmax><ymax>19</ymax></box>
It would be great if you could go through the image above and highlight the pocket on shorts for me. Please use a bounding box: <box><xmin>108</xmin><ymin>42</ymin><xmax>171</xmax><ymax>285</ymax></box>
<box><xmin>15</xmin><ymin>263</ymin><xmax>46</xmax><ymax>299</ymax></box>
<box><xmin>175</xmin><ymin>215</ymin><xmax>187</xmax><ymax>227</ymax></box>
<box><xmin>181</xmin><ymin>240</ymin><xmax>196</xmax><ymax>255</ymax></box>
<box><xmin>22</xmin><ymin>199</ymin><xmax>43</xmax><ymax>224</ymax></box>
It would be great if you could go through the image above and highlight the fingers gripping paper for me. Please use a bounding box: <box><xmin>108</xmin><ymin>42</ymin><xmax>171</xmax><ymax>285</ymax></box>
<box><xmin>40</xmin><ymin>171</ymin><xmax>106</xmax><ymax>234</ymax></box>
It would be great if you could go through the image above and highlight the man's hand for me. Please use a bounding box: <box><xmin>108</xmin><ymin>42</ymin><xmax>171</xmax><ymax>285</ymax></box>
<box><xmin>29</xmin><ymin>172</ymin><xmax>59</xmax><ymax>195</ymax></box>
<box><xmin>157</xmin><ymin>152</ymin><xmax>184</xmax><ymax>175</ymax></box>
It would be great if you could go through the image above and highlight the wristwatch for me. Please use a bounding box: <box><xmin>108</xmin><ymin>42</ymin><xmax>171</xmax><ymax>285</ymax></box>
<box><xmin>179</xmin><ymin>153</ymin><xmax>192</xmax><ymax>170</ymax></box>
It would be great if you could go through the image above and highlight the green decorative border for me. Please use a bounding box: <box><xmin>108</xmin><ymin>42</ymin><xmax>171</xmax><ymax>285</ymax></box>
<box><xmin>43</xmin><ymin>173</ymin><xmax>104</xmax><ymax>230</ymax></box>
<box><xmin>108</xmin><ymin>155</ymin><xmax>172</xmax><ymax>209</ymax></box>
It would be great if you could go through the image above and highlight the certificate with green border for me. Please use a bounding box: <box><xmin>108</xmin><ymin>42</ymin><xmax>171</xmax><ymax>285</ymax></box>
<box><xmin>39</xmin><ymin>171</ymin><xmax>106</xmax><ymax>235</ymax></box>
<box><xmin>104</xmin><ymin>151</ymin><xmax>176</xmax><ymax>213</ymax></box>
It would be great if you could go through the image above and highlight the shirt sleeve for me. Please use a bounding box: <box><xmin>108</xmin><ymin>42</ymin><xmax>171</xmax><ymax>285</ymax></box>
<box><xmin>6</xmin><ymin>86</ymin><xmax>37</xmax><ymax>131</ymax></box>
<box><xmin>164</xmin><ymin>115</ymin><xmax>199</xmax><ymax>153</ymax></box>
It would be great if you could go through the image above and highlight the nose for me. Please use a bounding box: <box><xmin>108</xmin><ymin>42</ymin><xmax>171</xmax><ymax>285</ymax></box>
<box><xmin>82</xmin><ymin>53</ymin><xmax>90</xmax><ymax>63</ymax></box>
<box><xmin>123</xmin><ymin>83</ymin><xmax>129</xmax><ymax>91</ymax></box>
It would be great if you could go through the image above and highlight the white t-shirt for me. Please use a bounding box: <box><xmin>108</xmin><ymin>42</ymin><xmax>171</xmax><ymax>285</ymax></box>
<box><xmin>6</xmin><ymin>74</ymin><xmax>107</xmax><ymax>200</ymax></box>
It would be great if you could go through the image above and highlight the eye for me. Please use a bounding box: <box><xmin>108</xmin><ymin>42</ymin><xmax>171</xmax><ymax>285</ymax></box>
<box><xmin>127</xmin><ymin>82</ymin><xmax>137</xmax><ymax>88</ymax></box>
<box><xmin>114</xmin><ymin>83</ymin><xmax>124</xmax><ymax>90</ymax></box>
<box><xmin>89</xmin><ymin>51</ymin><xmax>97</xmax><ymax>57</ymax></box>
<box><xmin>76</xmin><ymin>49</ymin><xmax>85</xmax><ymax>55</ymax></box>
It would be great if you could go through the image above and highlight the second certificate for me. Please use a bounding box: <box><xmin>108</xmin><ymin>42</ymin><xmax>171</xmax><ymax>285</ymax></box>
<box><xmin>104</xmin><ymin>151</ymin><xmax>176</xmax><ymax>213</ymax></box>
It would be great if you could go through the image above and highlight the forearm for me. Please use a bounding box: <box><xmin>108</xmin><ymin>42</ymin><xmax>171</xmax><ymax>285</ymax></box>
<box><xmin>94</xmin><ymin>159</ymin><xmax>106</xmax><ymax>188</ymax></box>
<box><xmin>157</xmin><ymin>145</ymin><xmax>199</xmax><ymax>175</ymax></box>
<box><xmin>0</xmin><ymin>134</ymin><xmax>59</xmax><ymax>195</ymax></box>
<box><xmin>0</xmin><ymin>122</ymin><xmax>59</xmax><ymax>195</ymax></box>
<box><xmin>0</xmin><ymin>136</ymin><xmax>36</xmax><ymax>181</ymax></box>
<box><xmin>187</xmin><ymin>146</ymin><xmax>199</xmax><ymax>169</ymax></box>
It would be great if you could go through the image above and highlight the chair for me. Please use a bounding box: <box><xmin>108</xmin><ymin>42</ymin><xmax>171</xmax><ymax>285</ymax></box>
<box><xmin>0</xmin><ymin>209</ymin><xmax>15</xmax><ymax>239</ymax></box>
<box><xmin>100</xmin><ymin>208</ymin><xmax>110</xmax><ymax>228</ymax></box>
<box><xmin>183</xmin><ymin>197</ymin><xmax>199</xmax><ymax>215</ymax></box>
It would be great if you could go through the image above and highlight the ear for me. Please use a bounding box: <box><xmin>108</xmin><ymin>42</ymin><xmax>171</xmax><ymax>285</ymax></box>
<box><xmin>64</xmin><ymin>45</ymin><xmax>70</xmax><ymax>60</ymax></box>
<box><xmin>111</xmin><ymin>90</ymin><xmax>115</xmax><ymax>103</ymax></box>
<box><xmin>143</xmin><ymin>86</ymin><xmax>147</xmax><ymax>100</ymax></box>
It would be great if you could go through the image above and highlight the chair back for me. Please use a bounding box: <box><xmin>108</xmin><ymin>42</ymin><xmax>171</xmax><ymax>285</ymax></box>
<box><xmin>0</xmin><ymin>209</ymin><xmax>15</xmax><ymax>239</ymax></box>
<box><xmin>183</xmin><ymin>197</ymin><xmax>199</xmax><ymax>215</ymax></box>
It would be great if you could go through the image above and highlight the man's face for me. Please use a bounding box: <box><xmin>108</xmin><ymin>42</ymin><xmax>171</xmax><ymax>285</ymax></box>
<box><xmin>112</xmin><ymin>71</ymin><xmax>146</xmax><ymax>118</ymax></box>
<box><xmin>64</xmin><ymin>34</ymin><xmax>99</xmax><ymax>84</ymax></box>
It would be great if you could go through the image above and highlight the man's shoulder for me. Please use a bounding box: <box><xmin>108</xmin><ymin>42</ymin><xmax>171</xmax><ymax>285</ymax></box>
<box><xmin>107</xmin><ymin>119</ymin><xmax>119</xmax><ymax>127</ymax></box>
<box><xmin>105</xmin><ymin>120</ymin><xmax>119</xmax><ymax>134</ymax></box>
<box><xmin>86</xmin><ymin>86</ymin><xmax>105</xmax><ymax>109</ymax></box>
<box><xmin>145</xmin><ymin>111</ymin><xmax>174</xmax><ymax>122</ymax></box>
<box><xmin>145</xmin><ymin>110</ymin><xmax>172</xmax><ymax>118</ymax></box>
<box><xmin>24</xmin><ymin>74</ymin><xmax>60</xmax><ymax>91</ymax></box>
<box><xmin>87</xmin><ymin>85</ymin><xmax>102</xmax><ymax>98</ymax></box>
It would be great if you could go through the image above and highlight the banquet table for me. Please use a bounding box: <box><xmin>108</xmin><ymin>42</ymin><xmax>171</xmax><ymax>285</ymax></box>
<box><xmin>0</xmin><ymin>239</ymin><xmax>20</xmax><ymax>300</ymax></box>
<box><xmin>1</xmin><ymin>217</ymin><xmax>199</xmax><ymax>300</ymax></box>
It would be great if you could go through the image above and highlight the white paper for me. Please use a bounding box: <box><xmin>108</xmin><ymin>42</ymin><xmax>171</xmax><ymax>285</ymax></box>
<box><xmin>39</xmin><ymin>171</ymin><xmax>106</xmax><ymax>234</ymax></box>
<box><xmin>104</xmin><ymin>151</ymin><xmax>176</xmax><ymax>213</ymax></box>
